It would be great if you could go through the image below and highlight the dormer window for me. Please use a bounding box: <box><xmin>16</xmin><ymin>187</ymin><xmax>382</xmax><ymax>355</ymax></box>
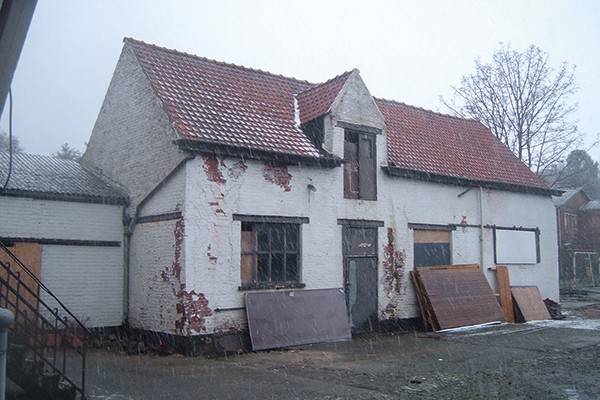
<box><xmin>344</xmin><ymin>130</ymin><xmax>376</xmax><ymax>200</ymax></box>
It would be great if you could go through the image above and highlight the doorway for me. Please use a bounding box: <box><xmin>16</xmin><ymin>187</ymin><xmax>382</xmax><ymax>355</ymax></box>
<box><xmin>342</xmin><ymin>225</ymin><xmax>379</xmax><ymax>333</ymax></box>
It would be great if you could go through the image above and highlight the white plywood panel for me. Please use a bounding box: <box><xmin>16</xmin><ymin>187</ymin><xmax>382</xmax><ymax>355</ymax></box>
<box><xmin>495</xmin><ymin>229</ymin><xmax>538</xmax><ymax>264</ymax></box>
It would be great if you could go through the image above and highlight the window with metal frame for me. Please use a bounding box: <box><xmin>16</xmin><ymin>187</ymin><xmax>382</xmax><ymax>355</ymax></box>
<box><xmin>240</xmin><ymin>221</ymin><xmax>301</xmax><ymax>289</ymax></box>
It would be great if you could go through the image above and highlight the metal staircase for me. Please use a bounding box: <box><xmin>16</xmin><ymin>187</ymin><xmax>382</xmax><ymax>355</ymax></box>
<box><xmin>0</xmin><ymin>242</ymin><xmax>88</xmax><ymax>400</ymax></box>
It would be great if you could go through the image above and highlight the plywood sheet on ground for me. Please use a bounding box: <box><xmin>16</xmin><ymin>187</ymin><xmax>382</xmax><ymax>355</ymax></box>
<box><xmin>245</xmin><ymin>288</ymin><xmax>351</xmax><ymax>351</ymax></box>
<box><xmin>412</xmin><ymin>265</ymin><xmax>505</xmax><ymax>330</ymax></box>
<box><xmin>511</xmin><ymin>286</ymin><xmax>551</xmax><ymax>321</ymax></box>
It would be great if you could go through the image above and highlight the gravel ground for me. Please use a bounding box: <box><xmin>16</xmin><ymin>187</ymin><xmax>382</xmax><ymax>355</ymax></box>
<box><xmin>82</xmin><ymin>291</ymin><xmax>600</xmax><ymax>400</ymax></box>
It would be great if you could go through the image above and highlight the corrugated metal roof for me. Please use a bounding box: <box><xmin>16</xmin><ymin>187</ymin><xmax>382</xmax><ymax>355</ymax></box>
<box><xmin>581</xmin><ymin>200</ymin><xmax>600</xmax><ymax>211</ymax></box>
<box><xmin>0</xmin><ymin>152</ymin><xmax>127</xmax><ymax>204</ymax></box>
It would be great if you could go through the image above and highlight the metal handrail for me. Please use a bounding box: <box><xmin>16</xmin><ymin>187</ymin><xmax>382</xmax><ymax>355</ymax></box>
<box><xmin>0</xmin><ymin>244</ymin><xmax>88</xmax><ymax>399</ymax></box>
<box><xmin>0</xmin><ymin>241</ymin><xmax>89</xmax><ymax>333</ymax></box>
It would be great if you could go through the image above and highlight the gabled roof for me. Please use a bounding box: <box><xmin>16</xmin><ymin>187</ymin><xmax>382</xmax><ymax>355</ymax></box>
<box><xmin>378</xmin><ymin>99</ymin><xmax>550</xmax><ymax>193</ymax></box>
<box><xmin>124</xmin><ymin>38</ymin><xmax>551</xmax><ymax>194</ymax></box>
<box><xmin>126</xmin><ymin>38</ymin><xmax>335</xmax><ymax>163</ymax></box>
<box><xmin>553</xmin><ymin>188</ymin><xmax>585</xmax><ymax>207</ymax></box>
<box><xmin>0</xmin><ymin>152</ymin><xmax>127</xmax><ymax>204</ymax></box>
<box><xmin>296</xmin><ymin>70</ymin><xmax>353</xmax><ymax>124</ymax></box>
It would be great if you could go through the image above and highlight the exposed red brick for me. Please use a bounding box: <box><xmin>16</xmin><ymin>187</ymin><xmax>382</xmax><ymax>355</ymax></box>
<box><xmin>158</xmin><ymin>217</ymin><xmax>214</xmax><ymax>335</ymax></box>
<box><xmin>263</xmin><ymin>163</ymin><xmax>292</xmax><ymax>192</ymax></box>
<box><xmin>212</xmin><ymin>320</ymin><xmax>243</xmax><ymax>335</ymax></box>
<box><xmin>227</xmin><ymin>160</ymin><xmax>248</xmax><ymax>179</ymax></box>
<box><xmin>175</xmin><ymin>290</ymin><xmax>212</xmax><ymax>334</ymax></box>
<box><xmin>202</xmin><ymin>154</ymin><xmax>226</xmax><ymax>185</ymax></box>
<box><xmin>207</xmin><ymin>244</ymin><xmax>218</xmax><ymax>264</ymax></box>
<box><xmin>380</xmin><ymin>303</ymin><xmax>397</xmax><ymax>320</ymax></box>
<box><xmin>383</xmin><ymin>227</ymin><xmax>405</xmax><ymax>296</ymax></box>
<box><xmin>172</xmin><ymin>218</ymin><xmax>184</xmax><ymax>281</ymax></box>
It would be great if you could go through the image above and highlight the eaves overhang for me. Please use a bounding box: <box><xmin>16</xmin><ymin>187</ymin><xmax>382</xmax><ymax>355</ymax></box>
<box><xmin>175</xmin><ymin>138</ymin><xmax>343</xmax><ymax>168</ymax></box>
<box><xmin>0</xmin><ymin>189</ymin><xmax>129</xmax><ymax>206</ymax></box>
<box><xmin>382</xmin><ymin>165</ymin><xmax>560</xmax><ymax>197</ymax></box>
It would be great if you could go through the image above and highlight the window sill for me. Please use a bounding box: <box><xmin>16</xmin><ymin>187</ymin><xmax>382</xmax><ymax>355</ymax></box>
<box><xmin>238</xmin><ymin>282</ymin><xmax>306</xmax><ymax>291</ymax></box>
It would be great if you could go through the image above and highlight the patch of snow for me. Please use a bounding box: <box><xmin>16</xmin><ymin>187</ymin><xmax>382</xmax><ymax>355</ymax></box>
<box><xmin>530</xmin><ymin>317</ymin><xmax>600</xmax><ymax>331</ymax></box>
<box><xmin>293</xmin><ymin>94</ymin><xmax>301</xmax><ymax>131</ymax></box>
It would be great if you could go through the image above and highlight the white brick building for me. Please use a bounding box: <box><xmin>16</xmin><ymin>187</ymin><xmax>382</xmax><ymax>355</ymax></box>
<box><xmin>81</xmin><ymin>38</ymin><xmax>559</xmax><ymax>342</ymax></box>
<box><xmin>0</xmin><ymin>153</ymin><xmax>127</xmax><ymax>328</ymax></box>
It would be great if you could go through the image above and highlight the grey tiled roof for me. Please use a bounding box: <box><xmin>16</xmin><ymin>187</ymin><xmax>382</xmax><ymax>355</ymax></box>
<box><xmin>552</xmin><ymin>188</ymin><xmax>584</xmax><ymax>206</ymax></box>
<box><xmin>581</xmin><ymin>200</ymin><xmax>600</xmax><ymax>211</ymax></box>
<box><xmin>0</xmin><ymin>152</ymin><xmax>127</xmax><ymax>204</ymax></box>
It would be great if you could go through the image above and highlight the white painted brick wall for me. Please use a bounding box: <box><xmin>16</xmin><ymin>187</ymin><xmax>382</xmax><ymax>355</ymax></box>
<box><xmin>177</xmin><ymin>151</ymin><xmax>558</xmax><ymax>331</ymax></box>
<box><xmin>129</xmin><ymin>219</ymin><xmax>182</xmax><ymax>334</ymax></box>
<box><xmin>40</xmin><ymin>245</ymin><xmax>124</xmax><ymax>328</ymax></box>
<box><xmin>0</xmin><ymin>196</ymin><xmax>125</xmax><ymax>328</ymax></box>
<box><xmin>81</xmin><ymin>45</ymin><xmax>188</xmax><ymax>212</ymax></box>
<box><xmin>139</xmin><ymin>164</ymin><xmax>186</xmax><ymax>218</ymax></box>
<box><xmin>0</xmin><ymin>197</ymin><xmax>123</xmax><ymax>241</ymax></box>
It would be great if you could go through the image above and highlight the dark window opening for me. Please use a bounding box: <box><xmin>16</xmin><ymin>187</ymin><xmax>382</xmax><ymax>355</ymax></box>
<box><xmin>413</xmin><ymin>229</ymin><xmax>451</xmax><ymax>267</ymax></box>
<box><xmin>302</xmin><ymin>116</ymin><xmax>325</xmax><ymax>150</ymax></box>
<box><xmin>344</xmin><ymin>131</ymin><xmax>376</xmax><ymax>200</ymax></box>
<box><xmin>240</xmin><ymin>222</ymin><xmax>301</xmax><ymax>289</ymax></box>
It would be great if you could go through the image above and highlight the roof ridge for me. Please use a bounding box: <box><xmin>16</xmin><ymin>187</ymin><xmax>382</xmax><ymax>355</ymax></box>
<box><xmin>375</xmin><ymin>97</ymin><xmax>480</xmax><ymax>123</ymax></box>
<box><xmin>124</xmin><ymin>37</ymin><xmax>314</xmax><ymax>86</ymax></box>
<box><xmin>297</xmin><ymin>69</ymin><xmax>355</xmax><ymax>95</ymax></box>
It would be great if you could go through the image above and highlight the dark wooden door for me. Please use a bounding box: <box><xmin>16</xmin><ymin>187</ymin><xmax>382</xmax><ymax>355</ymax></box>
<box><xmin>343</xmin><ymin>227</ymin><xmax>378</xmax><ymax>333</ymax></box>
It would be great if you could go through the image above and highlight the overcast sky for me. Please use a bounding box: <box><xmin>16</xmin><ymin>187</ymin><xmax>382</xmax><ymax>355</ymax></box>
<box><xmin>2</xmin><ymin>0</ymin><xmax>599</xmax><ymax>161</ymax></box>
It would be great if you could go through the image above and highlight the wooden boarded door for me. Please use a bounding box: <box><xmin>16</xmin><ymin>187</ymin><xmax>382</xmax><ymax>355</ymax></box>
<box><xmin>0</xmin><ymin>242</ymin><xmax>42</xmax><ymax>331</ymax></box>
<box><xmin>343</xmin><ymin>226</ymin><xmax>378</xmax><ymax>333</ymax></box>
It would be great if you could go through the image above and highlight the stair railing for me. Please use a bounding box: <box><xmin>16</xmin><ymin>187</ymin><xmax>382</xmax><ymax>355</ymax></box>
<box><xmin>0</xmin><ymin>241</ymin><xmax>89</xmax><ymax>399</ymax></box>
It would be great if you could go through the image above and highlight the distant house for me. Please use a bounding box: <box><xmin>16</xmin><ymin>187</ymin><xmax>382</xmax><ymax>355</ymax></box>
<box><xmin>80</xmin><ymin>38</ymin><xmax>559</xmax><ymax>345</ymax></box>
<box><xmin>554</xmin><ymin>188</ymin><xmax>600</xmax><ymax>288</ymax></box>
<box><xmin>0</xmin><ymin>152</ymin><xmax>127</xmax><ymax>328</ymax></box>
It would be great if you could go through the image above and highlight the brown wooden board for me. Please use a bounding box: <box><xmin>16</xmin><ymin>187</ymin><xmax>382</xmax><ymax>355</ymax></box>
<box><xmin>0</xmin><ymin>242</ymin><xmax>42</xmax><ymax>334</ymax></box>
<box><xmin>245</xmin><ymin>288</ymin><xmax>351</xmax><ymax>351</ymax></box>
<box><xmin>413</xmin><ymin>265</ymin><xmax>505</xmax><ymax>330</ymax></box>
<box><xmin>411</xmin><ymin>270</ymin><xmax>437</xmax><ymax>331</ymax></box>
<box><xmin>495</xmin><ymin>265</ymin><xmax>515</xmax><ymax>323</ymax></box>
<box><xmin>511</xmin><ymin>286</ymin><xmax>551</xmax><ymax>321</ymax></box>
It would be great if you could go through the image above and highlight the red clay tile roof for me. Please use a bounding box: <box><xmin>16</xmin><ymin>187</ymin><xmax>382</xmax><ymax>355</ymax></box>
<box><xmin>296</xmin><ymin>70</ymin><xmax>353</xmax><ymax>124</ymax></box>
<box><xmin>125</xmin><ymin>38</ymin><xmax>549</xmax><ymax>192</ymax></box>
<box><xmin>377</xmin><ymin>98</ymin><xmax>549</xmax><ymax>190</ymax></box>
<box><xmin>126</xmin><ymin>38</ymin><xmax>323</xmax><ymax>158</ymax></box>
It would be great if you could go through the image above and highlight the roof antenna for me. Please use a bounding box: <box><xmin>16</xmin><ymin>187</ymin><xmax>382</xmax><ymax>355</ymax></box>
<box><xmin>2</xmin><ymin>87</ymin><xmax>14</xmax><ymax>190</ymax></box>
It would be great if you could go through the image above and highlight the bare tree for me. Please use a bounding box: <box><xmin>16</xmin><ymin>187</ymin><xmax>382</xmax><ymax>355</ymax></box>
<box><xmin>0</xmin><ymin>130</ymin><xmax>24</xmax><ymax>153</ymax></box>
<box><xmin>442</xmin><ymin>44</ymin><xmax>581</xmax><ymax>176</ymax></box>
<box><xmin>53</xmin><ymin>143</ymin><xmax>82</xmax><ymax>161</ymax></box>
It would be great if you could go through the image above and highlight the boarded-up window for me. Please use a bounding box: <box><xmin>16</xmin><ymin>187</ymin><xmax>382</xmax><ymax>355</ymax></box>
<box><xmin>494</xmin><ymin>228</ymin><xmax>539</xmax><ymax>264</ymax></box>
<box><xmin>344</xmin><ymin>131</ymin><xmax>376</xmax><ymax>200</ymax></box>
<box><xmin>413</xmin><ymin>229</ymin><xmax>451</xmax><ymax>267</ymax></box>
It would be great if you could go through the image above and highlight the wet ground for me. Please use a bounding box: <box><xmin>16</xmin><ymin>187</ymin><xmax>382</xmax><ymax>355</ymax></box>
<box><xmin>85</xmin><ymin>290</ymin><xmax>600</xmax><ymax>400</ymax></box>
